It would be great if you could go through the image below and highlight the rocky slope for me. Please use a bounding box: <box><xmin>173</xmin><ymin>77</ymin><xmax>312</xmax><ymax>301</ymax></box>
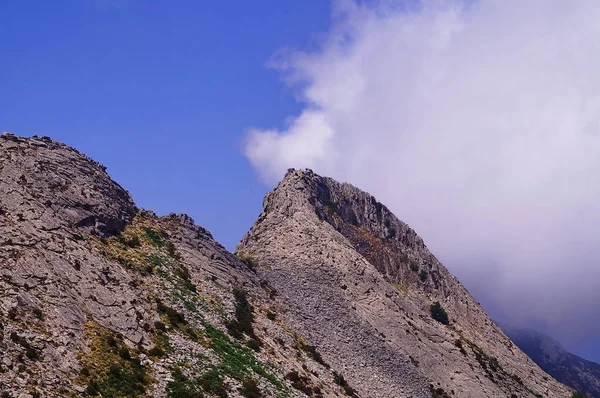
<box><xmin>501</xmin><ymin>324</ymin><xmax>600</xmax><ymax>397</ymax></box>
<box><xmin>0</xmin><ymin>132</ymin><xmax>574</xmax><ymax>398</ymax></box>
<box><xmin>0</xmin><ymin>133</ymin><xmax>363</xmax><ymax>398</ymax></box>
<box><xmin>237</xmin><ymin>168</ymin><xmax>575</xmax><ymax>398</ymax></box>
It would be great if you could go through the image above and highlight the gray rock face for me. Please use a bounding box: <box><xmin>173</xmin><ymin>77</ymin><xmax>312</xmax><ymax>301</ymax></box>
<box><xmin>0</xmin><ymin>135</ymin><xmax>353</xmax><ymax>397</ymax></box>
<box><xmin>237</xmin><ymin>168</ymin><xmax>574</xmax><ymax>398</ymax></box>
<box><xmin>0</xmin><ymin>134</ymin><xmax>574</xmax><ymax>398</ymax></box>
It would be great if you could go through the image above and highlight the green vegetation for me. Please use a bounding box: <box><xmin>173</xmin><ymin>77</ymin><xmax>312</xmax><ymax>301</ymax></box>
<box><xmin>409</xmin><ymin>261</ymin><xmax>419</xmax><ymax>272</ymax></box>
<box><xmin>239</xmin><ymin>379</ymin><xmax>263</xmax><ymax>398</ymax></box>
<box><xmin>166</xmin><ymin>367</ymin><xmax>204</xmax><ymax>398</ymax></box>
<box><xmin>155</xmin><ymin>299</ymin><xmax>205</xmax><ymax>343</ymax></box>
<box><xmin>97</xmin><ymin>216</ymin><xmax>286</xmax><ymax>397</ymax></box>
<box><xmin>419</xmin><ymin>269</ymin><xmax>429</xmax><ymax>282</ymax></box>
<box><xmin>78</xmin><ymin>322</ymin><xmax>153</xmax><ymax>398</ymax></box>
<box><xmin>572</xmin><ymin>393</ymin><xmax>586</xmax><ymax>398</ymax></box>
<box><xmin>430</xmin><ymin>302</ymin><xmax>449</xmax><ymax>325</ymax></box>
<box><xmin>226</xmin><ymin>288</ymin><xmax>261</xmax><ymax>352</ymax></box>
<box><xmin>198</xmin><ymin>368</ymin><xmax>228</xmax><ymax>397</ymax></box>
<box><xmin>236</xmin><ymin>253</ymin><xmax>258</xmax><ymax>271</ymax></box>
<box><xmin>204</xmin><ymin>324</ymin><xmax>282</xmax><ymax>389</ymax></box>
<box><xmin>144</xmin><ymin>226</ymin><xmax>167</xmax><ymax>247</ymax></box>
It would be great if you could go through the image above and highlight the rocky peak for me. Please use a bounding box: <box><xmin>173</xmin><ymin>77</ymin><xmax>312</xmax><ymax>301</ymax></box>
<box><xmin>0</xmin><ymin>133</ymin><xmax>136</xmax><ymax>236</ymax></box>
<box><xmin>0</xmin><ymin>136</ymin><xmax>576</xmax><ymax>398</ymax></box>
<box><xmin>239</xmin><ymin>168</ymin><xmax>574</xmax><ymax>398</ymax></box>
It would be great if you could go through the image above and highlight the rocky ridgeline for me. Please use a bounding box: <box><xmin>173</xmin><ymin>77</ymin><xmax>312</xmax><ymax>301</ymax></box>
<box><xmin>0</xmin><ymin>133</ymin><xmax>574</xmax><ymax>397</ymax></box>
<box><xmin>237</xmin><ymin>168</ymin><xmax>574</xmax><ymax>398</ymax></box>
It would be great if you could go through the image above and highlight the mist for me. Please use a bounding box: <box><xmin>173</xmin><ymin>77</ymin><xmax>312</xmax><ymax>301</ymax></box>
<box><xmin>243</xmin><ymin>0</ymin><xmax>600</xmax><ymax>355</ymax></box>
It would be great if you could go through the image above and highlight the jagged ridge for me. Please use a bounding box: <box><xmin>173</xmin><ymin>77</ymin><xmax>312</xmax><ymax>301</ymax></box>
<box><xmin>238</xmin><ymin>168</ymin><xmax>574</xmax><ymax>398</ymax></box>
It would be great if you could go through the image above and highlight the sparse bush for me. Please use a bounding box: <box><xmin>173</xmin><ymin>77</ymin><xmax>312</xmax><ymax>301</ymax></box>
<box><xmin>167</xmin><ymin>367</ymin><xmax>204</xmax><ymax>398</ymax></box>
<box><xmin>409</xmin><ymin>261</ymin><xmax>419</xmax><ymax>272</ymax></box>
<box><xmin>430</xmin><ymin>302</ymin><xmax>449</xmax><ymax>325</ymax></box>
<box><xmin>156</xmin><ymin>299</ymin><xmax>186</xmax><ymax>328</ymax></box>
<box><xmin>239</xmin><ymin>379</ymin><xmax>263</xmax><ymax>398</ymax></box>
<box><xmin>454</xmin><ymin>339</ymin><xmax>467</xmax><ymax>356</ymax></box>
<box><xmin>246</xmin><ymin>338</ymin><xmax>261</xmax><ymax>352</ymax></box>
<box><xmin>303</xmin><ymin>344</ymin><xmax>329</xmax><ymax>369</ymax></box>
<box><xmin>199</xmin><ymin>368</ymin><xmax>228</xmax><ymax>397</ymax></box>
<box><xmin>80</xmin><ymin>322</ymin><xmax>151</xmax><ymax>398</ymax></box>
<box><xmin>285</xmin><ymin>371</ymin><xmax>313</xmax><ymax>395</ymax></box>
<box><xmin>333</xmin><ymin>371</ymin><xmax>358</xmax><ymax>397</ymax></box>
<box><xmin>125</xmin><ymin>236</ymin><xmax>141</xmax><ymax>248</ymax></box>
<box><xmin>419</xmin><ymin>269</ymin><xmax>428</xmax><ymax>282</ymax></box>
<box><xmin>226</xmin><ymin>288</ymin><xmax>257</xmax><ymax>341</ymax></box>
<box><xmin>144</xmin><ymin>227</ymin><xmax>167</xmax><ymax>247</ymax></box>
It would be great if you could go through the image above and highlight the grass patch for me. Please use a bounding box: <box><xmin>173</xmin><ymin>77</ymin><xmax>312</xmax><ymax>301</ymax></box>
<box><xmin>166</xmin><ymin>367</ymin><xmax>204</xmax><ymax>398</ymax></box>
<box><xmin>78</xmin><ymin>322</ymin><xmax>153</xmax><ymax>398</ymax></box>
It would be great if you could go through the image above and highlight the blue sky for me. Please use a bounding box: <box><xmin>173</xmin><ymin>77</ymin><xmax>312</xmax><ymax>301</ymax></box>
<box><xmin>1</xmin><ymin>0</ymin><xmax>330</xmax><ymax>250</ymax></box>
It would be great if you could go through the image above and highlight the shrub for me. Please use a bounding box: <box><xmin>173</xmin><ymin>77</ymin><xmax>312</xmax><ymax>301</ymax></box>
<box><xmin>156</xmin><ymin>299</ymin><xmax>186</xmax><ymax>328</ymax></box>
<box><xmin>80</xmin><ymin>323</ymin><xmax>151</xmax><ymax>398</ymax></box>
<box><xmin>419</xmin><ymin>270</ymin><xmax>428</xmax><ymax>282</ymax></box>
<box><xmin>125</xmin><ymin>236</ymin><xmax>141</xmax><ymax>248</ymax></box>
<box><xmin>166</xmin><ymin>367</ymin><xmax>204</xmax><ymax>398</ymax></box>
<box><xmin>333</xmin><ymin>371</ymin><xmax>358</xmax><ymax>397</ymax></box>
<box><xmin>454</xmin><ymin>339</ymin><xmax>467</xmax><ymax>356</ymax></box>
<box><xmin>239</xmin><ymin>379</ymin><xmax>263</xmax><ymax>398</ymax></box>
<box><xmin>303</xmin><ymin>344</ymin><xmax>329</xmax><ymax>369</ymax></box>
<box><xmin>226</xmin><ymin>288</ymin><xmax>257</xmax><ymax>341</ymax></box>
<box><xmin>430</xmin><ymin>302</ymin><xmax>449</xmax><ymax>325</ymax></box>
<box><xmin>199</xmin><ymin>369</ymin><xmax>228</xmax><ymax>397</ymax></box>
<box><xmin>144</xmin><ymin>227</ymin><xmax>166</xmax><ymax>247</ymax></box>
<box><xmin>409</xmin><ymin>261</ymin><xmax>419</xmax><ymax>272</ymax></box>
<box><xmin>285</xmin><ymin>371</ymin><xmax>313</xmax><ymax>395</ymax></box>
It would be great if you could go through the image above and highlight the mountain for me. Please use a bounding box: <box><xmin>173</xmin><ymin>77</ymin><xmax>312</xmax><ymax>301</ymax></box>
<box><xmin>501</xmin><ymin>324</ymin><xmax>600</xmax><ymax>397</ymax></box>
<box><xmin>0</xmin><ymin>132</ymin><xmax>574</xmax><ymax>397</ymax></box>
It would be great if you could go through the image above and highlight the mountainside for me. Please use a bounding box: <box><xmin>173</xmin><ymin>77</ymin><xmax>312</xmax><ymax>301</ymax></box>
<box><xmin>0</xmin><ymin>132</ymin><xmax>574</xmax><ymax>397</ymax></box>
<box><xmin>237</xmin><ymin>168</ymin><xmax>574</xmax><ymax>398</ymax></box>
<box><xmin>0</xmin><ymin>133</ymin><xmax>360</xmax><ymax>398</ymax></box>
<box><xmin>501</xmin><ymin>324</ymin><xmax>600</xmax><ymax>397</ymax></box>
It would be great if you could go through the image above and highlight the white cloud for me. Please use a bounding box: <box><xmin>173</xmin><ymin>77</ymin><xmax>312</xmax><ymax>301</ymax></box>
<box><xmin>245</xmin><ymin>0</ymin><xmax>600</xmax><ymax>347</ymax></box>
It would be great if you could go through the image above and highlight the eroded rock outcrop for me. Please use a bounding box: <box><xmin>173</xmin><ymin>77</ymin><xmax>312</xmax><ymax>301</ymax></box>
<box><xmin>237</xmin><ymin>168</ymin><xmax>574</xmax><ymax>398</ymax></box>
<box><xmin>0</xmin><ymin>134</ymin><xmax>575</xmax><ymax>398</ymax></box>
<box><xmin>0</xmin><ymin>135</ymin><xmax>355</xmax><ymax>398</ymax></box>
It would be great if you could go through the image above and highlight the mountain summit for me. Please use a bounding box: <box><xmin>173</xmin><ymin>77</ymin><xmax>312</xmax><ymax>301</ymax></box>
<box><xmin>0</xmin><ymin>134</ymin><xmax>574</xmax><ymax>397</ymax></box>
<box><xmin>237</xmin><ymin>168</ymin><xmax>573</xmax><ymax>397</ymax></box>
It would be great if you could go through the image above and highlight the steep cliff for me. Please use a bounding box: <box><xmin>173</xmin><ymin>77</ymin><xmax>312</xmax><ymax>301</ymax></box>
<box><xmin>0</xmin><ymin>133</ymin><xmax>574</xmax><ymax>398</ymax></box>
<box><xmin>237</xmin><ymin>168</ymin><xmax>573</xmax><ymax>398</ymax></box>
<box><xmin>0</xmin><ymin>134</ymin><xmax>358</xmax><ymax>398</ymax></box>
